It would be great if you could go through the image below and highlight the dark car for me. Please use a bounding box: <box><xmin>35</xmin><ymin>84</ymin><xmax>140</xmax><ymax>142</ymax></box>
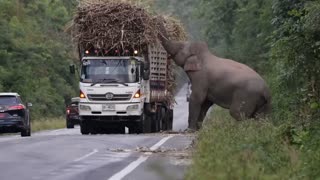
<box><xmin>0</xmin><ymin>93</ymin><xmax>32</xmax><ymax>137</ymax></box>
<box><xmin>66</xmin><ymin>97</ymin><xmax>80</xmax><ymax>129</ymax></box>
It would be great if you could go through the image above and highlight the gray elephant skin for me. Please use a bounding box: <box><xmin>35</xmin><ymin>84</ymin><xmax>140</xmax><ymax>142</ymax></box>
<box><xmin>158</xmin><ymin>24</ymin><xmax>271</xmax><ymax>131</ymax></box>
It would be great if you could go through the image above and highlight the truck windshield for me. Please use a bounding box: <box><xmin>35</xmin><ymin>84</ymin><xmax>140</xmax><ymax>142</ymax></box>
<box><xmin>81</xmin><ymin>59</ymin><xmax>139</xmax><ymax>84</ymax></box>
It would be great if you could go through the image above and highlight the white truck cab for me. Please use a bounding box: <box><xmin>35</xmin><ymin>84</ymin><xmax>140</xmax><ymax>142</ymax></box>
<box><xmin>70</xmin><ymin>45</ymin><xmax>173</xmax><ymax>135</ymax></box>
<box><xmin>79</xmin><ymin>56</ymin><xmax>146</xmax><ymax>117</ymax></box>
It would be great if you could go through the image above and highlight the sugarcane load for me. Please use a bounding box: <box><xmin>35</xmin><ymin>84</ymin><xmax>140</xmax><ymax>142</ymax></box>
<box><xmin>68</xmin><ymin>0</ymin><xmax>186</xmax><ymax>134</ymax></box>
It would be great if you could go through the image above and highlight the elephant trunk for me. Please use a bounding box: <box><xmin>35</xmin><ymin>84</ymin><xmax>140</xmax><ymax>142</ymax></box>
<box><xmin>157</xmin><ymin>19</ymin><xmax>184</xmax><ymax>56</ymax></box>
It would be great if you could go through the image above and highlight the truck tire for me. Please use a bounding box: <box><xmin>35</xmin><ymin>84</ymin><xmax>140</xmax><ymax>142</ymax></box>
<box><xmin>116</xmin><ymin>126</ymin><xmax>125</xmax><ymax>134</ymax></box>
<box><xmin>80</xmin><ymin>121</ymin><xmax>90</xmax><ymax>135</ymax></box>
<box><xmin>166</xmin><ymin>109</ymin><xmax>173</xmax><ymax>130</ymax></box>
<box><xmin>129</xmin><ymin>126</ymin><xmax>137</xmax><ymax>134</ymax></box>
<box><xmin>151</xmin><ymin>108</ymin><xmax>161</xmax><ymax>133</ymax></box>
<box><xmin>139</xmin><ymin>112</ymin><xmax>151</xmax><ymax>133</ymax></box>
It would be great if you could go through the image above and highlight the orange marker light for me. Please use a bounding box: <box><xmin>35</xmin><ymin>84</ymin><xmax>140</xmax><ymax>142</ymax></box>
<box><xmin>134</xmin><ymin>90</ymin><xmax>141</xmax><ymax>98</ymax></box>
<box><xmin>80</xmin><ymin>91</ymin><xmax>86</xmax><ymax>98</ymax></box>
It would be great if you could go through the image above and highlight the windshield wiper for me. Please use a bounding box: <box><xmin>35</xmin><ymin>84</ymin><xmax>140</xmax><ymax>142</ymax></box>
<box><xmin>105</xmin><ymin>79</ymin><xmax>129</xmax><ymax>86</ymax></box>
<box><xmin>91</xmin><ymin>79</ymin><xmax>128</xmax><ymax>86</ymax></box>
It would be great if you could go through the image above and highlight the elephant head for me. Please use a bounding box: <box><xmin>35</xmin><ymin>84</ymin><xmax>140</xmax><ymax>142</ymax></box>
<box><xmin>157</xmin><ymin>21</ymin><xmax>209</xmax><ymax>72</ymax></box>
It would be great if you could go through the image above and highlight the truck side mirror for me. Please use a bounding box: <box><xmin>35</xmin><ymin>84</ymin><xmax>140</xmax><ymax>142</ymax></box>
<box><xmin>139</xmin><ymin>62</ymin><xmax>150</xmax><ymax>80</ymax></box>
<box><xmin>27</xmin><ymin>102</ymin><xmax>33</xmax><ymax>107</ymax></box>
<box><xmin>69</xmin><ymin>64</ymin><xmax>75</xmax><ymax>74</ymax></box>
<box><xmin>140</xmin><ymin>62</ymin><xmax>144</xmax><ymax>76</ymax></box>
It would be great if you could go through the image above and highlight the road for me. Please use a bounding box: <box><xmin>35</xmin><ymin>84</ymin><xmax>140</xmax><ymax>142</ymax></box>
<box><xmin>0</xmin><ymin>86</ymin><xmax>193</xmax><ymax>180</ymax></box>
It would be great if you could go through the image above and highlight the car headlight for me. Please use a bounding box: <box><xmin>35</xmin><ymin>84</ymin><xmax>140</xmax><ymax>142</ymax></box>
<box><xmin>127</xmin><ymin>105</ymin><xmax>139</xmax><ymax>111</ymax></box>
<box><xmin>79</xmin><ymin>105</ymin><xmax>91</xmax><ymax>111</ymax></box>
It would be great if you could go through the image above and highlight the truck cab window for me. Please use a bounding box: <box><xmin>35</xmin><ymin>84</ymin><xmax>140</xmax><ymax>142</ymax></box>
<box><xmin>81</xmin><ymin>59</ymin><xmax>139</xmax><ymax>84</ymax></box>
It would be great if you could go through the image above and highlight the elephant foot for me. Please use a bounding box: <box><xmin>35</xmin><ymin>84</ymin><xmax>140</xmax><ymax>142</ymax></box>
<box><xmin>184</xmin><ymin>128</ymin><xmax>197</xmax><ymax>133</ymax></box>
<box><xmin>197</xmin><ymin>121</ymin><xmax>203</xmax><ymax>130</ymax></box>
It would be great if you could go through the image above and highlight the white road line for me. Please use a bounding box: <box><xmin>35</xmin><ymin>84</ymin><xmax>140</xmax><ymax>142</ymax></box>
<box><xmin>149</xmin><ymin>136</ymin><xmax>173</xmax><ymax>151</ymax></box>
<box><xmin>108</xmin><ymin>135</ymin><xmax>174</xmax><ymax>180</ymax></box>
<box><xmin>74</xmin><ymin>149</ymin><xmax>98</xmax><ymax>162</ymax></box>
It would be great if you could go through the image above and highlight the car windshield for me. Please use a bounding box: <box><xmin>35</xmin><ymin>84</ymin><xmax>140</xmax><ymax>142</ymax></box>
<box><xmin>81</xmin><ymin>59</ymin><xmax>139</xmax><ymax>84</ymax></box>
<box><xmin>0</xmin><ymin>96</ymin><xmax>19</xmax><ymax>105</ymax></box>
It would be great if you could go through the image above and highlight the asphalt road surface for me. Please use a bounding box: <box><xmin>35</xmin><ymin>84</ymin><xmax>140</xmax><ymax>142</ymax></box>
<box><xmin>0</xmin><ymin>86</ymin><xmax>193</xmax><ymax>180</ymax></box>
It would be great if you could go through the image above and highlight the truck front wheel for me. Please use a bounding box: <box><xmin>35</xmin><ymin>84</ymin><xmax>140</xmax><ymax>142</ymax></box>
<box><xmin>80</xmin><ymin>121</ymin><xmax>90</xmax><ymax>135</ymax></box>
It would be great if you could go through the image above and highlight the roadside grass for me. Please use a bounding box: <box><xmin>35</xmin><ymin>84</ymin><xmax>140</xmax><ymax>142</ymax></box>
<box><xmin>31</xmin><ymin>117</ymin><xmax>66</xmax><ymax>132</ymax></box>
<box><xmin>186</xmin><ymin>108</ymin><xmax>303</xmax><ymax>180</ymax></box>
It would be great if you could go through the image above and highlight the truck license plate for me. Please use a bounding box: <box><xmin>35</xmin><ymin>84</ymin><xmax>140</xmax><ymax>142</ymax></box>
<box><xmin>102</xmin><ymin>104</ymin><xmax>115</xmax><ymax>111</ymax></box>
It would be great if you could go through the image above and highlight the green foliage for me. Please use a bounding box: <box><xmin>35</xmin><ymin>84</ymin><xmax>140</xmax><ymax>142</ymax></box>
<box><xmin>187</xmin><ymin>109</ymin><xmax>303</xmax><ymax>180</ymax></box>
<box><xmin>31</xmin><ymin>117</ymin><xmax>65</xmax><ymax>132</ymax></box>
<box><xmin>271</xmin><ymin>0</ymin><xmax>320</xmax><ymax>123</ymax></box>
<box><xmin>196</xmin><ymin>0</ymin><xmax>273</xmax><ymax>71</ymax></box>
<box><xmin>187</xmin><ymin>109</ymin><xmax>320</xmax><ymax>179</ymax></box>
<box><xmin>155</xmin><ymin>0</ymin><xmax>204</xmax><ymax>40</ymax></box>
<box><xmin>0</xmin><ymin>0</ymin><xmax>78</xmax><ymax>118</ymax></box>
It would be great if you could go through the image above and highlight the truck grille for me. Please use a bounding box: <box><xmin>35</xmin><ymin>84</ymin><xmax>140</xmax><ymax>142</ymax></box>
<box><xmin>87</xmin><ymin>94</ymin><xmax>132</xmax><ymax>101</ymax></box>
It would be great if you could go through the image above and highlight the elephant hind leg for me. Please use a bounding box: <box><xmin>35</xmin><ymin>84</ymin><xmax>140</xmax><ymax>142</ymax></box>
<box><xmin>251</xmin><ymin>100</ymin><xmax>271</xmax><ymax>119</ymax></box>
<box><xmin>229</xmin><ymin>92</ymin><xmax>261</xmax><ymax>121</ymax></box>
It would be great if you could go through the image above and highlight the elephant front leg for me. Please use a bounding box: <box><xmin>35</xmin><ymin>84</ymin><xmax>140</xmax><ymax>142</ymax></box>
<box><xmin>197</xmin><ymin>100</ymin><xmax>213</xmax><ymax>129</ymax></box>
<box><xmin>188</xmin><ymin>94</ymin><xmax>206</xmax><ymax>131</ymax></box>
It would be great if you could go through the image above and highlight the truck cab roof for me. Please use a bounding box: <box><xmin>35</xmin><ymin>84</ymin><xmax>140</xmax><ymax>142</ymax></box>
<box><xmin>82</xmin><ymin>56</ymin><xmax>143</xmax><ymax>61</ymax></box>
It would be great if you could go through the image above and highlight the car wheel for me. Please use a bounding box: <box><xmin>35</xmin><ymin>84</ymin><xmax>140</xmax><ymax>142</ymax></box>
<box><xmin>80</xmin><ymin>121</ymin><xmax>90</xmax><ymax>135</ymax></box>
<box><xmin>66</xmin><ymin>121</ymin><xmax>74</xmax><ymax>129</ymax></box>
<box><xmin>21</xmin><ymin>128</ymin><xmax>31</xmax><ymax>137</ymax></box>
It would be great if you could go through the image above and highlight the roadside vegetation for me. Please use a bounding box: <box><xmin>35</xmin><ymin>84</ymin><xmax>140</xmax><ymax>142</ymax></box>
<box><xmin>31</xmin><ymin>118</ymin><xmax>65</xmax><ymax>132</ymax></box>
<box><xmin>0</xmin><ymin>0</ymin><xmax>78</xmax><ymax>119</ymax></box>
<box><xmin>187</xmin><ymin>109</ymin><xmax>312</xmax><ymax>179</ymax></box>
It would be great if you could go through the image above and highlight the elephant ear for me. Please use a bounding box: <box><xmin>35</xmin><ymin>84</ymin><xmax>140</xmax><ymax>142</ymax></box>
<box><xmin>184</xmin><ymin>55</ymin><xmax>202</xmax><ymax>71</ymax></box>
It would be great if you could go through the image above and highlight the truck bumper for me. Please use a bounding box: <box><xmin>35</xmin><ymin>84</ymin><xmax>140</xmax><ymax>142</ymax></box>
<box><xmin>79</xmin><ymin>102</ymin><xmax>143</xmax><ymax>117</ymax></box>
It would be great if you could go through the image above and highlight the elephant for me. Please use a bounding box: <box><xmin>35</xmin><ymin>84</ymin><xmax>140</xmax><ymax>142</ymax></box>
<box><xmin>157</xmin><ymin>22</ymin><xmax>271</xmax><ymax>131</ymax></box>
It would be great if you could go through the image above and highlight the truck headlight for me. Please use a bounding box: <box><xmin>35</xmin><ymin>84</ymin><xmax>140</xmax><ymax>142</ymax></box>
<box><xmin>79</xmin><ymin>105</ymin><xmax>91</xmax><ymax>111</ymax></box>
<box><xmin>127</xmin><ymin>105</ymin><xmax>139</xmax><ymax>111</ymax></box>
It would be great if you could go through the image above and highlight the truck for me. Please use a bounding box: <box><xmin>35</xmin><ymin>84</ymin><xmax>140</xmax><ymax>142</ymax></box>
<box><xmin>70</xmin><ymin>45</ymin><xmax>174</xmax><ymax>134</ymax></box>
